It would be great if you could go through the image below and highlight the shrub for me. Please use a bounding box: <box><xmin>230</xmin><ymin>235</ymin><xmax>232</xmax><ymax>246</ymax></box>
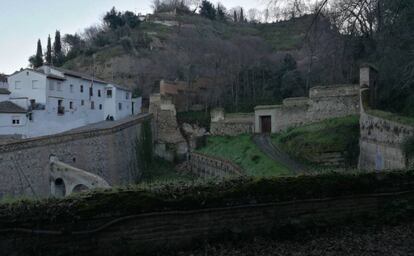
<box><xmin>403</xmin><ymin>136</ymin><xmax>414</xmax><ymax>159</ymax></box>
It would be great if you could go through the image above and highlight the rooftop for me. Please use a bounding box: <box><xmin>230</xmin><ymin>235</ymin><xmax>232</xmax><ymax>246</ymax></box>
<box><xmin>0</xmin><ymin>101</ymin><xmax>26</xmax><ymax>114</ymax></box>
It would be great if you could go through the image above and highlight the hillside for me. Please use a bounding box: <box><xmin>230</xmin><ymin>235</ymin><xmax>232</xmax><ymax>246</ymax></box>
<box><xmin>61</xmin><ymin>13</ymin><xmax>337</xmax><ymax>110</ymax></box>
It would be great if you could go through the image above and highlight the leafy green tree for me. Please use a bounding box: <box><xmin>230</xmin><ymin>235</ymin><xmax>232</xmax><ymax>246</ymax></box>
<box><xmin>123</xmin><ymin>11</ymin><xmax>140</xmax><ymax>28</ymax></box>
<box><xmin>53</xmin><ymin>30</ymin><xmax>64</xmax><ymax>66</ymax></box>
<box><xmin>29</xmin><ymin>39</ymin><xmax>44</xmax><ymax>68</ymax></box>
<box><xmin>199</xmin><ymin>0</ymin><xmax>216</xmax><ymax>20</ymax></box>
<box><xmin>46</xmin><ymin>35</ymin><xmax>52</xmax><ymax>65</ymax></box>
<box><xmin>104</xmin><ymin>7</ymin><xmax>125</xmax><ymax>30</ymax></box>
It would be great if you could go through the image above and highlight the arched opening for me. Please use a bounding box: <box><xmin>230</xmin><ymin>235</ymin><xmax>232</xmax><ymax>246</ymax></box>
<box><xmin>72</xmin><ymin>184</ymin><xmax>90</xmax><ymax>194</ymax></box>
<box><xmin>54</xmin><ymin>178</ymin><xmax>66</xmax><ymax>198</ymax></box>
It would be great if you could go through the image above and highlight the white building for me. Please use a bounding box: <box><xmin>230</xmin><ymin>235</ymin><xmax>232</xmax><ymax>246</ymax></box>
<box><xmin>0</xmin><ymin>66</ymin><xmax>142</xmax><ymax>138</ymax></box>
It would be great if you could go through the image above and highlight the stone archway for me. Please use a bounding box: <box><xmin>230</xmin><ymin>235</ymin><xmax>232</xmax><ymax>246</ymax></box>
<box><xmin>72</xmin><ymin>184</ymin><xmax>90</xmax><ymax>194</ymax></box>
<box><xmin>54</xmin><ymin>178</ymin><xmax>66</xmax><ymax>198</ymax></box>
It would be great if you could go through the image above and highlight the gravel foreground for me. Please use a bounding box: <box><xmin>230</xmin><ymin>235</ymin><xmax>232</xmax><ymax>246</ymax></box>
<box><xmin>176</xmin><ymin>223</ymin><xmax>414</xmax><ymax>256</ymax></box>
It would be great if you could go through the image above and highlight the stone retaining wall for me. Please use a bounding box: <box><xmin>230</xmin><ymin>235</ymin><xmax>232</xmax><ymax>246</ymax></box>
<box><xmin>358</xmin><ymin>112</ymin><xmax>414</xmax><ymax>171</ymax></box>
<box><xmin>189</xmin><ymin>152</ymin><xmax>243</xmax><ymax>178</ymax></box>
<box><xmin>0</xmin><ymin>114</ymin><xmax>153</xmax><ymax>198</ymax></box>
<box><xmin>210</xmin><ymin>109</ymin><xmax>254</xmax><ymax>136</ymax></box>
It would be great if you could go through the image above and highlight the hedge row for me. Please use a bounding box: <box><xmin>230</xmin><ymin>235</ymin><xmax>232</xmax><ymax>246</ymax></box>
<box><xmin>1</xmin><ymin>170</ymin><xmax>414</xmax><ymax>227</ymax></box>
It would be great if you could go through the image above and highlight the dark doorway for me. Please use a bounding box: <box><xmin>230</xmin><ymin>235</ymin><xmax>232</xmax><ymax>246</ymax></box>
<box><xmin>260</xmin><ymin>116</ymin><xmax>272</xmax><ymax>133</ymax></box>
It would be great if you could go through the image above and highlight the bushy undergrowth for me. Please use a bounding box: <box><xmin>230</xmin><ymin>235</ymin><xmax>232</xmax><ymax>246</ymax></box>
<box><xmin>177</xmin><ymin>111</ymin><xmax>211</xmax><ymax>130</ymax></box>
<box><xmin>1</xmin><ymin>170</ymin><xmax>414</xmax><ymax>225</ymax></box>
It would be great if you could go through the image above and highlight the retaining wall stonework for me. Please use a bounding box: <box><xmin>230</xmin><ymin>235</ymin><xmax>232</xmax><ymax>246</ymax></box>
<box><xmin>358</xmin><ymin>112</ymin><xmax>414</xmax><ymax>171</ymax></box>
<box><xmin>189</xmin><ymin>152</ymin><xmax>243</xmax><ymax>178</ymax></box>
<box><xmin>0</xmin><ymin>114</ymin><xmax>153</xmax><ymax>198</ymax></box>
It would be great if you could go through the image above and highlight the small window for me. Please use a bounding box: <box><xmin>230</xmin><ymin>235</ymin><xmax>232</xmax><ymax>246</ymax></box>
<box><xmin>57</xmin><ymin>99</ymin><xmax>64</xmax><ymax>115</ymax></box>
<box><xmin>99</xmin><ymin>104</ymin><xmax>102</xmax><ymax>110</ymax></box>
<box><xmin>89</xmin><ymin>87</ymin><xmax>93</xmax><ymax>97</ymax></box>
<box><xmin>118</xmin><ymin>103</ymin><xmax>122</xmax><ymax>110</ymax></box>
<box><xmin>15</xmin><ymin>81</ymin><xmax>22</xmax><ymax>90</ymax></box>
<box><xmin>80</xmin><ymin>85</ymin><xmax>84</xmax><ymax>93</ymax></box>
<box><xmin>126</xmin><ymin>92</ymin><xmax>129</xmax><ymax>100</ymax></box>
<box><xmin>32</xmin><ymin>80</ymin><xmax>39</xmax><ymax>89</ymax></box>
<box><xmin>49</xmin><ymin>81</ymin><xmax>55</xmax><ymax>91</ymax></box>
<box><xmin>98</xmin><ymin>90</ymin><xmax>101</xmax><ymax>97</ymax></box>
<box><xmin>91</xmin><ymin>101</ymin><xmax>95</xmax><ymax>110</ymax></box>
<box><xmin>70</xmin><ymin>101</ymin><xmax>73</xmax><ymax>109</ymax></box>
<box><xmin>12</xmin><ymin>117</ymin><xmax>20</xmax><ymax>125</ymax></box>
<box><xmin>81</xmin><ymin>100</ymin><xmax>85</xmax><ymax>106</ymax></box>
<box><xmin>70</xmin><ymin>84</ymin><xmax>74</xmax><ymax>93</ymax></box>
<box><xmin>57</xmin><ymin>82</ymin><xmax>62</xmax><ymax>91</ymax></box>
<box><xmin>107</xmin><ymin>89</ymin><xmax>112</xmax><ymax>98</ymax></box>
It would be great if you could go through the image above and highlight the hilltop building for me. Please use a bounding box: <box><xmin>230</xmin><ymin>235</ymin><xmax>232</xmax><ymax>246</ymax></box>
<box><xmin>0</xmin><ymin>66</ymin><xmax>142</xmax><ymax>138</ymax></box>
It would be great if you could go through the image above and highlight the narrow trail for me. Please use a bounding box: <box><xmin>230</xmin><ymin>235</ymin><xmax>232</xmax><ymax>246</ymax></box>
<box><xmin>252</xmin><ymin>134</ymin><xmax>307</xmax><ymax>175</ymax></box>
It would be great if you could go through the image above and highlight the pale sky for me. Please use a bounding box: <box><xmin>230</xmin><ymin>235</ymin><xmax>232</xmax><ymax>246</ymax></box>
<box><xmin>0</xmin><ymin>0</ymin><xmax>265</xmax><ymax>74</ymax></box>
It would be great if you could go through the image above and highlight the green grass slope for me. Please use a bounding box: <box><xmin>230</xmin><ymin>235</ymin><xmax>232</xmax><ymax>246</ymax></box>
<box><xmin>197</xmin><ymin>135</ymin><xmax>292</xmax><ymax>177</ymax></box>
<box><xmin>272</xmin><ymin>116</ymin><xmax>360</xmax><ymax>167</ymax></box>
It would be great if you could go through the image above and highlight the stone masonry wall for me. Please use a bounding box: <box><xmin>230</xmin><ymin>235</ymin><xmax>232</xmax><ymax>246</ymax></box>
<box><xmin>189</xmin><ymin>152</ymin><xmax>243</xmax><ymax>178</ymax></box>
<box><xmin>358</xmin><ymin>112</ymin><xmax>414</xmax><ymax>171</ymax></box>
<box><xmin>210</xmin><ymin>111</ymin><xmax>254</xmax><ymax>136</ymax></box>
<box><xmin>0</xmin><ymin>114</ymin><xmax>153</xmax><ymax>198</ymax></box>
<box><xmin>255</xmin><ymin>85</ymin><xmax>360</xmax><ymax>133</ymax></box>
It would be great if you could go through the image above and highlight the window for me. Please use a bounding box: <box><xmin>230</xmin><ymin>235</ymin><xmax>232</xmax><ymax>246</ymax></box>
<box><xmin>91</xmin><ymin>101</ymin><xmax>95</xmax><ymax>110</ymax></box>
<box><xmin>81</xmin><ymin>100</ymin><xmax>85</xmax><ymax>106</ymax></box>
<box><xmin>70</xmin><ymin>101</ymin><xmax>73</xmax><ymax>109</ymax></box>
<box><xmin>107</xmin><ymin>89</ymin><xmax>112</xmax><ymax>98</ymax></box>
<box><xmin>32</xmin><ymin>80</ymin><xmax>39</xmax><ymax>89</ymax></box>
<box><xmin>49</xmin><ymin>81</ymin><xmax>55</xmax><ymax>91</ymax></box>
<box><xmin>70</xmin><ymin>84</ymin><xmax>74</xmax><ymax>93</ymax></box>
<box><xmin>99</xmin><ymin>104</ymin><xmax>102</xmax><ymax>110</ymax></box>
<box><xmin>98</xmin><ymin>90</ymin><xmax>101</xmax><ymax>97</ymax></box>
<box><xmin>80</xmin><ymin>85</ymin><xmax>84</xmax><ymax>93</ymax></box>
<box><xmin>15</xmin><ymin>81</ymin><xmax>22</xmax><ymax>89</ymax></box>
<box><xmin>57</xmin><ymin>100</ymin><xmax>64</xmax><ymax>115</ymax></box>
<box><xmin>125</xmin><ymin>92</ymin><xmax>129</xmax><ymax>100</ymax></box>
<box><xmin>118</xmin><ymin>103</ymin><xmax>122</xmax><ymax>110</ymax></box>
<box><xmin>89</xmin><ymin>87</ymin><xmax>93</xmax><ymax>97</ymax></box>
<box><xmin>57</xmin><ymin>82</ymin><xmax>62</xmax><ymax>91</ymax></box>
<box><xmin>12</xmin><ymin>117</ymin><xmax>20</xmax><ymax>125</ymax></box>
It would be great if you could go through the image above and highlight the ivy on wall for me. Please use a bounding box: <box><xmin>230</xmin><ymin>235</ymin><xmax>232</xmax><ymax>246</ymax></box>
<box><xmin>135</xmin><ymin>120</ymin><xmax>153</xmax><ymax>181</ymax></box>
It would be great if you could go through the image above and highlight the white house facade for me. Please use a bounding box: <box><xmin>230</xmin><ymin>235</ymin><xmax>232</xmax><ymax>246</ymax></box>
<box><xmin>0</xmin><ymin>66</ymin><xmax>142</xmax><ymax>138</ymax></box>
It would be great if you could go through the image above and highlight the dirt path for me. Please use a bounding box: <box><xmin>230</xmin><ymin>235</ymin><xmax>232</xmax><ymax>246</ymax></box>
<box><xmin>252</xmin><ymin>134</ymin><xmax>307</xmax><ymax>175</ymax></box>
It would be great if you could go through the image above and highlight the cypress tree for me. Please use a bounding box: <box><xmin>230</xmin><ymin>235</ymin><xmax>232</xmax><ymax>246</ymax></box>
<box><xmin>240</xmin><ymin>8</ymin><xmax>244</xmax><ymax>23</ymax></box>
<box><xmin>233</xmin><ymin>10</ymin><xmax>238</xmax><ymax>22</ymax></box>
<box><xmin>53</xmin><ymin>30</ymin><xmax>64</xmax><ymax>66</ymax></box>
<box><xmin>35</xmin><ymin>39</ymin><xmax>43</xmax><ymax>67</ymax></box>
<box><xmin>46</xmin><ymin>35</ymin><xmax>52</xmax><ymax>65</ymax></box>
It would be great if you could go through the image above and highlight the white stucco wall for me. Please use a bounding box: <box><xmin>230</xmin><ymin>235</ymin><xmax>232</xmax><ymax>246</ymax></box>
<box><xmin>3</xmin><ymin>67</ymin><xmax>140</xmax><ymax>138</ymax></box>
<box><xmin>0</xmin><ymin>113</ymin><xmax>27</xmax><ymax>136</ymax></box>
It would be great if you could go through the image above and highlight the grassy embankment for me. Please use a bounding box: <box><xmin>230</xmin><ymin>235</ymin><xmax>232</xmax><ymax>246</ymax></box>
<box><xmin>272</xmin><ymin>115</ymin><xmax>360</xmax><ymax>168</ymax></box>
<box><xmin>197</xmin><ymin>135</ymin><xmax>292</xmax><ymax>177</ymax></box>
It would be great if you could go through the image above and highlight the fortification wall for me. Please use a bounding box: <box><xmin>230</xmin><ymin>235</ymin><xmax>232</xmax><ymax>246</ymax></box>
<box><xmin>0</xmin><ymin>114</ymin><xmax>153</xmax><ymax>198</ymax></box>
<box><xmin>358</xmin><ymin>112</ymin><xmax>414</xmax><ymax>171</ymax></box>
<box><xmin>189</xmin><ymin>152</ymin><xmax>243</xmax><ymax>178</ymax></box>
<box><xmin>210</xmin><ymin>110</ymin><xmax>254</xmax><ymax>136</ymax></box>
<box><xmin>255</xmin><ymin>85</ymin><xmax>360</xmax><ymax>133</ymax></box>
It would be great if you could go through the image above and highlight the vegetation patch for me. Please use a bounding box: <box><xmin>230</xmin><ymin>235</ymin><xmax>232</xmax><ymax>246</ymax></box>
<box><xmin>403</xmin><ymin>136</ymin><xmax>414</xmax><ymax>159</ymax></box>
<box><xmin>367</xmin><ymin>109</ymin><xmax>414</xmax><ymax>127</ymax></box>
<box><xmin>140</xmin><ymin>158</ymin><xmax>196</xmax><ymax>184</ymax></box>
<box><xmin>272</xmin><ymin>116</ymin><xmax>360</xmax><ymax>167</ymax></box>
<box><xmin>197</xmin><ymin>135</ymin><xmax>291</xmax><ymax>177</ymax></box>
<box><xmin>177</xmin><ymin>111</ymin><xmax>211</xmax><ymax>130</ymax></box>
<box><xmin>1</xmin><ymin>170</ymin><xmax>414</xmax><ymax>226</ymax></box>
